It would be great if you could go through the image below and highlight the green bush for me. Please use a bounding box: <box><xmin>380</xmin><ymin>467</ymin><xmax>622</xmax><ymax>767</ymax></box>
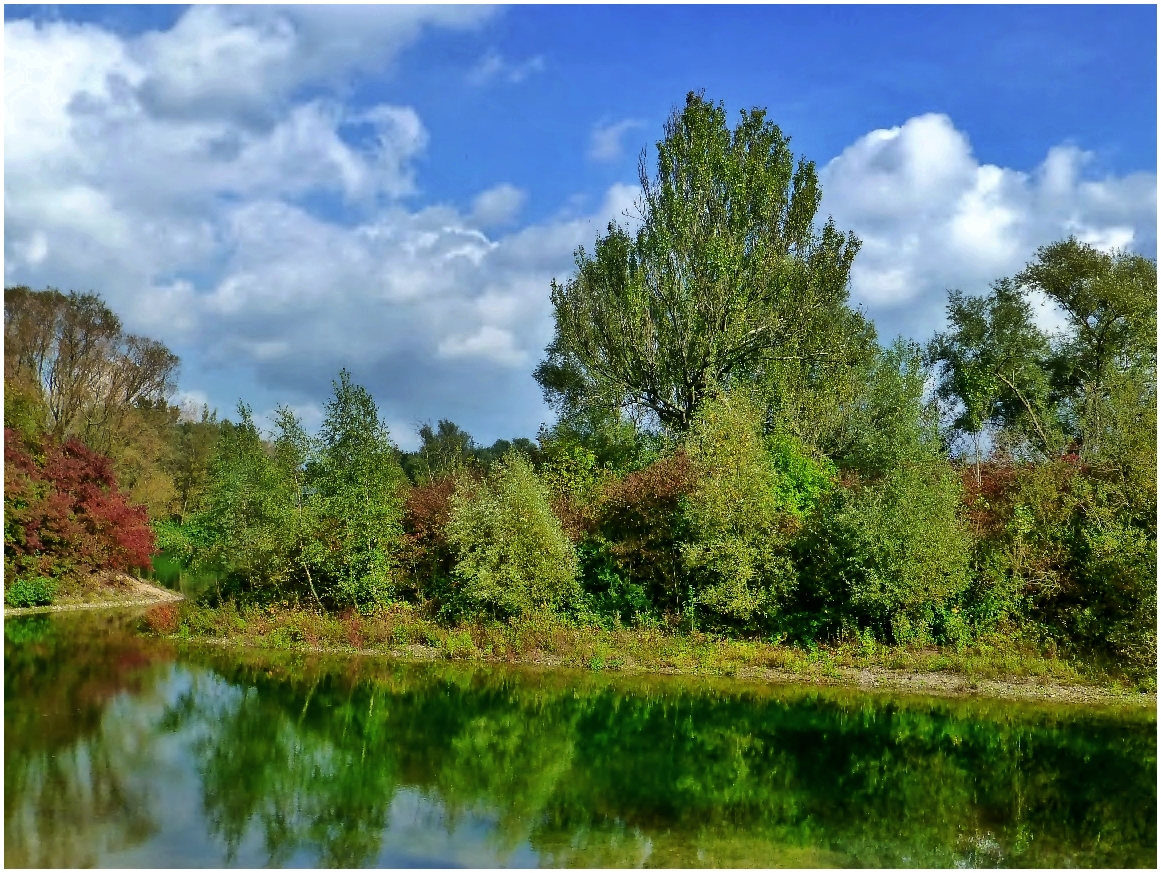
<box><xmin>447</xmin><ymin>452</ymin><xmax>580</xmax><ymax>619</ymax></box>
<box><xmin>575</xmin><ymin>538</ymin><xmax>655</xmax><ymax>628</ymax></box>
<box><xmin>795</xmin><ymin>459</ymin><xmax>972</xmax><ymax>644</ymax></box>
<box><xmin>681</xmin><ymin>394</ymin><xmax>834</xmax><ymax>630</ymax></box>
<box><xmin>967</xmin><ymin>460</ymin><xmax>1157</xmax><ymax>677</ymax></box>
<box><xmin>5</xmin><ymin>576</ymin><xmax>57</xmax><ymax>608</ymax></box>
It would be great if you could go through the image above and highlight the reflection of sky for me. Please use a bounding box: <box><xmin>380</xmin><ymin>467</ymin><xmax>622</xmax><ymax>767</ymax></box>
<box><xmin>90</xmin><ymin>665</ymin><xmax>540</xmax><ymax>868</ymax></box>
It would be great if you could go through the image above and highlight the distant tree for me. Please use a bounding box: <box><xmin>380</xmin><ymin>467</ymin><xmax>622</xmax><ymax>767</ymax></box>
<box><xmin>535</xmin><ymin>91</ymin><xmax>866</xmax><ymax>433</ymax></box>
<box><xmin>1016</xmin><ymin>238</ymin><xmax>1156</xmax><ymax>467</ymax></box>
<box><xmin>4</xmin><ymin>286</ymin><xmax>183</xmax><ymax>518</ymax></box>
<box><xmin>3</xmin><ymin>287</ymin><xmax>179</xmax><ymax>449</ymax></box>
<box><xmin>405</xmin><ymin>419</ymin><xmax>477</xmax><ymax>483</ymax></box>
<box><xmin>195</xmin><ymin>404</ymin><xmax>297</xmax><ymax>600</ymax></box>
<box><xmin>306</xmin><ymin>370</ymin><xmax>408</xmax><ymax>607</ymax></box>
<box><xmin>929</xmin><ymin>238</ymin><xmax>1156</xmax><ymax>477</ymax></box>
<box><xmin>169</xmin><ymin>405</ymin><xmax>221</xmax><ymax>524</ymax></box>
<box><xmin>928</xmin><ymin>281</ymin><xmax>1058</xmax><ymax>469</ymax></box>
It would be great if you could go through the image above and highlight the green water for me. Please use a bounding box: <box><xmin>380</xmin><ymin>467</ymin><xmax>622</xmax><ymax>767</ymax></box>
<box><xmin>4</xmin><ymin>612</ymin><xmax>1156</xmax><ymax>867</ymax></box>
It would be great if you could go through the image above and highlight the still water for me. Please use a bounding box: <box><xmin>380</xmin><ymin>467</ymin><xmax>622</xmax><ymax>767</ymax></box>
<box><xmin>4</xmin><ymin>610</ymin><xmax>1156</xmax><ymax>868</ymax></box>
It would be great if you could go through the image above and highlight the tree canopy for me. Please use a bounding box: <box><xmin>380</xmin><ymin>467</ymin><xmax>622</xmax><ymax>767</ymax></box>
<box><xmin>535</xmin><ymin>92</ymin><xmax>868</xmax><ymax>433</ymax></box>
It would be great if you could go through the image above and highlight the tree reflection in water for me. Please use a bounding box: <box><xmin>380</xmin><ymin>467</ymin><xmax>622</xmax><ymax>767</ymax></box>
<box><xmin>4</xmin><ymin>613</ymin><xmax>171</xmax><ymax>866</ymax></box>
<box><xmin>4</xmin><ymin>614</ymin><xmax>1156</xmax><ymax>868</ymax></box>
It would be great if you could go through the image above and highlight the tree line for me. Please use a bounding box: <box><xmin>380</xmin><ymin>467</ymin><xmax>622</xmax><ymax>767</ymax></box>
<box><xmin>4</xmin><ymin>92</ymin><xmax>1155</xmax><ymax>679</ymax></box>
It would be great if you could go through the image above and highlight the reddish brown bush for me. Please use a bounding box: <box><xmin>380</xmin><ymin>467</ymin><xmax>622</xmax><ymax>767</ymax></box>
<box><xmin>594</xmin><ymin>452</ymin><xmax>695</xmax><ymax>610</ymax></box>
<box><xmin>144</xmin><ymin>603</ymin><xmax>179</xmax><ymax>634</ymax></box>
<box><xmin>960</xmin><ymin>457</ymin><xmax>1086</xmax><ymax>540</ymax></box>
<box><xmin>4</xmin><ymin>428</ymin><xmax>155</xmax><ymax>580</ymax></box>
<box><xmin>340</xmin><ymin>607</ymin><xmax>364</xmax><ymax>648</ymax></box>
<box><xmin>398</xmin><ymin>476</ymin><xmax>458</xmax><ymax>592</ymax></box>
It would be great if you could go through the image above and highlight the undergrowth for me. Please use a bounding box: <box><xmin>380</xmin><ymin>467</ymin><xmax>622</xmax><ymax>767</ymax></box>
<box><xmin>155</xmin><ymin>601</ymin><xmax>1151</xmax><ymax>694</ymax></box>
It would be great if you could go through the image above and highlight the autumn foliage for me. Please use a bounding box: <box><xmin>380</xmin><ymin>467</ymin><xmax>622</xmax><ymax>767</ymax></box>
<box><xmin>4</xmin><ymin>427</ymin><xmax>155</xmax><ymax>581</ymax></box>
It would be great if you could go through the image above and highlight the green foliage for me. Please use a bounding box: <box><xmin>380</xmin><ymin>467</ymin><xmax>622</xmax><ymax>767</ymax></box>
<box><xmin>574</xmin><ymin>539</ymin><xmax>656</xmax><ymax>628</ymax></box>
<box><xmin>194</xmin><ymin>404</ymin><xmax>296</xmax><ymax>599</ymax></box>
<box><xmin>681</xmin><ymin>394</ymin><xmax>833</xmax><ymax>628</ymax></box>
<box><xmin>536</xmin><ymin>91</ymin><xmax>862</xmax><ymax>433</ymax></box>
<box><xmin>188</xmin><ymin>372</ymin><xmax>407</xmax><ymax>610</ymax></box>
<box><xmin>3</xmin><ymin>377</ymin><xmax>47</xmax><ymax>445</ymax></box>
<box><xmin>305</xmin><ymin>371</ymin><xmax>407</xmax><ymax>608</ymax></box>
<box><xmin>837</xmin><ymin>339</ymin><xmax>945</xmax><ymax>479</ymax></box>
<box><xmin>5</xmin><ymin>576</ymin><xmax>57</xmax><ymax>608</ymax></box>
<box><xmin>929</xmin><ymin>280</ymin><xmax>1058</xmax><ymax>459</ymax></box>
<box><xmin>404</xmin><ymin>419</ymin><xmax>477</xmax><ymax>483</ymax></box>
<box><xmin>168</xmin><ymin>406</ymin><xmax>220</xmax><ymax>523</ymax></box>
<box><xmin>539</xmin><ymin>438</ymin><xmax>601</xmax><ymax>520</ymax></box>
<box><xmin>539</xmin><ymin>406</ymin><xmax>656</xmax><ymax>475</ymax></box>
<box><xmin>962</xmin><ymin>460</ymin><xmax>1156</xmax><ymax>677</ymax></box>
<box><xmin>796</xmin><ymin>460</ymin><xmax>972</xmax><ymax>645</ymax></box>
<box><xmin>447</xmin><ymin>453</ymin><xmax>580</xmax><ymax>619</ymax></box>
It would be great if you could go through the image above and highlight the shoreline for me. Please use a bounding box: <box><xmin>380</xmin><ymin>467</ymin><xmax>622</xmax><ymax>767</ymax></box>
<box><xmin>4</xmin><ymin>577</ymin><xmax>183</xmax><ymax>616</ymax></box>
<box><xmin>178</xmin><ymin>634</ymin><xmax>1156</xmax><ymax>708</ymax></box>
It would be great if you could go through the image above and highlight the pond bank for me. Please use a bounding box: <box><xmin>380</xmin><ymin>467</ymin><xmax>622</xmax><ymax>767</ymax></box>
<box><xmin>180</xmin><ymin>635</ymin><xmax>1153</xmax><ymax>706</ymax></box>
<box><xmin>4</xmin><ymin>575</ymin><xmax>182</xmax><ymax>616</ymax></box>
<box><xmin>159</xmin><ymin>601</ymin><xmax>1154</xmax><ymax>706</ymax></box>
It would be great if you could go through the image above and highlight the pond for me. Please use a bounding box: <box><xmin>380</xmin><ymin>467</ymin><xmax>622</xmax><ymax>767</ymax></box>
<box><xmin>4</xmin><ymin>610</ymin><xmax>1156</xmax><ymax>868</ymax></box>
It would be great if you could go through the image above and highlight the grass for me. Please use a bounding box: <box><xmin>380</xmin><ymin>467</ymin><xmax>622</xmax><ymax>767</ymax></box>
<box><xmin>151</xmin><ymin>600</ymin><xmax>1155</xmax><ymax>698</ymax></box>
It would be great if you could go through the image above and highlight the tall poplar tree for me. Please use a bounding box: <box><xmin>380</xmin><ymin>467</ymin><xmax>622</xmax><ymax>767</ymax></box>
<box><xmin>535</xmin><ymin>92</ymin><xmax>870</xmax><ymax>435</ymax></box>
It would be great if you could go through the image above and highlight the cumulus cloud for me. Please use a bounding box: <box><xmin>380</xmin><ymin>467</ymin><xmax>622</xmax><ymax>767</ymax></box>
<box><xmin>589</xmin><ymin>118</ymin><xmax>646</xmax><ymax>162</ymax></box>
<box><xmin>5</xmin><ymin>11</ymin><xmax>1154</xmax><ymax>446</ymax></box>
<box><xmin>134</xmin><ymin>4</ymin><xmax>493</xmax><ymax>125</ymax></box>
<box><xmin>819</xmin><ymin>113</ymin><xmax>1156</xmax><ymax>341</ymax></box>
<box><xmin>470</xmin><ymin>184</ymin><xmax>527</xmax><ymax>228</ymax></box>
<box><xmin>466</xmin><ymin>49</ymin><xmax>546</xmax><ymax>86</ymax></box>
<box><xmin>4</xmin><ymin>10</ymin><xmax>636</xmax><ymax>443</ymax></box>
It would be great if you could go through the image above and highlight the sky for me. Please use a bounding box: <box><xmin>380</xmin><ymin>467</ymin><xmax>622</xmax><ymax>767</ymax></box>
<box><xmin>4</xmin><ymin>3</ymin><xmax>1157</xmax><ymax>448</ymax></box>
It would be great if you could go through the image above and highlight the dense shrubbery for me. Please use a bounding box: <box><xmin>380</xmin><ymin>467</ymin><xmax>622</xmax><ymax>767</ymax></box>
<box><xmin>5</xmin><ymin>576</ymin><xmax>57</xmax><ymax>608</ymax></box>
<box><xmin>187</xmin><ymin>372</ymin><xmax>408</xmax><ymax>611</ymax></box>
<box><xmin>4</xmin><ymin>427</ymin><xmax>155</xmax><ymax>593</ymax></box>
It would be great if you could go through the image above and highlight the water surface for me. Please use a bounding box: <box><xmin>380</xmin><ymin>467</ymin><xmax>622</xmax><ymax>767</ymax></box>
<box><xmin>4</xmin><ymin>611</ymin><xmax>1156</xmax><ymax>867</ymax></box>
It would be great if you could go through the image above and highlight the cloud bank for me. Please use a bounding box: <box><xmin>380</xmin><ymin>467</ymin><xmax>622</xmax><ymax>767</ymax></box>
<box><xmin>5</xmin><ymin>11</ymin><xmax>1155</xmax><ymax>445</ymax></box>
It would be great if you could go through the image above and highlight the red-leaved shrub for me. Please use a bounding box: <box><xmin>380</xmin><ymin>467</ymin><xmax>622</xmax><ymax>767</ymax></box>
<box><xmin>398</xmin><ymin>475</ymin><xmax>458</xmax><ymax>594</ymax></box>
<box><xmin>4</xmin><ymin>428</ymin><xmax>155</xmax><ymax>580</ymax></box>
<box><xmin>594</xmin><ymin>451</ymin><xmax>695</xmax><ymax>610</ymax></box>
<box><xmin>144</xmin><ymin>603</ymin><xmax>179</xmax><ymax>634</ymax></box>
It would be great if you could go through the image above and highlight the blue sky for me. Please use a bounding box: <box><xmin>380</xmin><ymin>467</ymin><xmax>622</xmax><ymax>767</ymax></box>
<box><xmin>5</xmin><ymin>4</ymin><xmax>1156</xmax><ymax>447</ymax></box>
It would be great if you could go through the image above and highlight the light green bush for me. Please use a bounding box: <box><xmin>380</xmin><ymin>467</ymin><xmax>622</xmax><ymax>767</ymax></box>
<box><xmin>447</xmin><ymin>453</ymin><xmax>580</xmax><ymax>618</ymax></box>
<box><xmin>681</xmin><ymin>394</ymin><xmax>835</xmax><ymax>628</ymax></box>
<box><xmin>5</xmin><ymin>576</ymin><xmax>56</xmax><ymax>608</ymax></box>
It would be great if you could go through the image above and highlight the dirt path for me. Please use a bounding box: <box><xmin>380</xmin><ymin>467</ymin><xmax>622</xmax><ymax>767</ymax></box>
<box><xmin>4</xmin><ymin>575</ymin><xmax>183</xmax><ymax>616</ymax></box>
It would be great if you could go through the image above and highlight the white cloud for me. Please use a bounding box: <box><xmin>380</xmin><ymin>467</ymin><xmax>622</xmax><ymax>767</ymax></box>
<box><xmin>589</xmin><ymin>118</ymin><xmax>646</xmax><ymax>162</ymax></box>
<box><xmin>438</xmin><ymin>325</ymin><xmax>525</xmax><ymax>366</ymax></box>
<box><xmin>133</xmin><ymin>5</ymin><xmax>493</xmax><ymax>124</ymax></box>
<box><xmin>466</xmin><ymin>49</ymin><xmax>545</xmax><ymax>86</ymax></box>
<box><xmin>820</xmin><ymin>113</ymin><xmax>1156</xmax><ymax>341</ymax></box>
<box><xmin>471</xmin><ymin>184</ymin><xmax>527</xmax><ymax>228</ymax></box>
<box><xmin>6</xmin><ymin>11</ymin><xmax>1154</xmax><ymax>444</ymax></box>
<box><xmin>4</xmin><ymin>8</ymin><xmax>636</xmax><ymax>442</ymax></box>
